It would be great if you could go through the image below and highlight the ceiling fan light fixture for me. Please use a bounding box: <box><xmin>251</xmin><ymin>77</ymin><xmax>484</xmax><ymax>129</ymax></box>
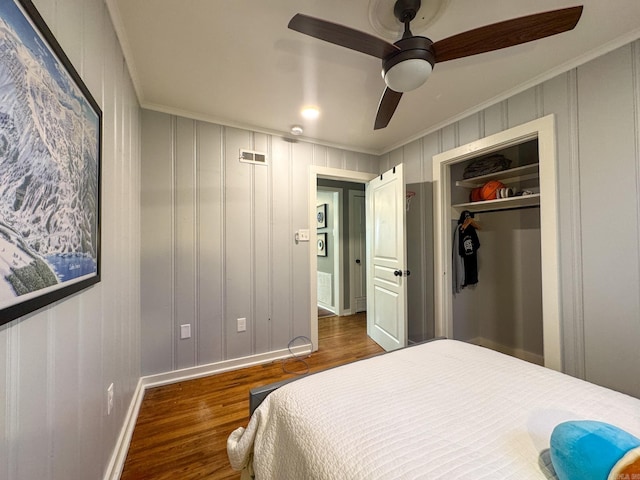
<box><xmin>383</xmin><ymin>58</ymin><xmax>432</xmax><ymax>92</ymax></box>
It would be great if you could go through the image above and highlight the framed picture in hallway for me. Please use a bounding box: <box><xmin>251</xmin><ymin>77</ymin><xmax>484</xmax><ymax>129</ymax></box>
<box><xmin>316</xmin><ymin>204</ymin><xmax>327</xmax><ymax>229</ymax></box>
<box><xmin>317</xmin><ymin>233</ymin><xmax>328</xmax><ymax>257</ymax></box>
<box><xmin>0</xmin><ymin>0</ymin><xmax>102</xmax><ymax>326</ymax></box>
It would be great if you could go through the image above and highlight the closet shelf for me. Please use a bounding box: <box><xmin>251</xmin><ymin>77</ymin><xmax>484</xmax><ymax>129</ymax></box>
<box><xmin>452</xmin><ymin>193</ymin><xmax>540</xmax><ymax>214</ymax></box>
<box><xmin>455</xmin><ymin>164</ymin><xmax>539</xmax><ymax>188</ymax></box>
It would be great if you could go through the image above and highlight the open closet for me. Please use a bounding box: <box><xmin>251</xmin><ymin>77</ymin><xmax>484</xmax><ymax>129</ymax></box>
<box><xmin>433</xmin><ymin>115</ymin><xmax>562</xmax><ymax>371</ymax></box>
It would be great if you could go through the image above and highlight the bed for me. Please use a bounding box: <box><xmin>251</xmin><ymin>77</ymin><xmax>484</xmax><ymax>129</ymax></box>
<box><xmin>227</xmin><ymin>339</ymin><xmax>640</xmax><ymax>479</ymax></box>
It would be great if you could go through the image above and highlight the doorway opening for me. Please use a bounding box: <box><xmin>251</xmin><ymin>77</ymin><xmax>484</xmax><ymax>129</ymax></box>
<box><xmin>316</xmin><ymin>180</ymin><xmax>366</xmax><ymax>318</ymax></box>
<box><xmin>308</xmin><ymin>167</ymin><xmax>377</xmax><ymax>351</ymax></box>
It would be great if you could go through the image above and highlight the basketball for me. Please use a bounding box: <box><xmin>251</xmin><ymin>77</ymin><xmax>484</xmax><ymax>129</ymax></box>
<box><xmin>480</xmin><ymin>180</ymin><xmax>505</xmax><ymax>200</ymax></box>
<box><xmin>470</xmin><ymin>187</ymin><xmax>483</xmax><ymax>202</ymax></box>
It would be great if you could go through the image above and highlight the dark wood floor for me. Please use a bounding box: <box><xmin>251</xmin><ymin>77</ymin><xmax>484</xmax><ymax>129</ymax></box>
<box><xmin>120</xmin><ymin>313</ymin><xmax>382</xmax><ymax>480</ymax></box>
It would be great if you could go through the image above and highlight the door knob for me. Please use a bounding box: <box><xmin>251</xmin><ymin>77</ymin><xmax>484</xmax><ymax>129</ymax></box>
<box><xmin>355</xmin><ymin>259</ymin><xmax>361</xmax><ymax>264</ymax></box>
<box><xmin>394</xmin><ymin>270</ymin><xmax>403</xmax><ymax>277</ymax></box>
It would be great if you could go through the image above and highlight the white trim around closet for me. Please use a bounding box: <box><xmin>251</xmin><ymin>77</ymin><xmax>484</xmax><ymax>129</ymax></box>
<box><xmin>432</xmin><ymin>114</ymin><xmax>561</xmax><ymax>371</ymax></box>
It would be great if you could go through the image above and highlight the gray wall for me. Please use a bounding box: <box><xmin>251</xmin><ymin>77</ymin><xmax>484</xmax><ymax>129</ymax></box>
<box><xmin>140</xmin><ymin>114</ymin><xmax>379</xmax><ymax>376</ymax></box>
<box><xmin>380</xmin><ymin>40</ymin><xmax>640</xmax><ymax>397</ymax></box>
<box><xmin>0</xmin><ymin>0</ymin><xmax>141</xmax><ymax>478</ymax></box>
<box><xmin>406</xmin><ymin>182</ymin><xmax>434</xmax><ymax>344</ymax></box>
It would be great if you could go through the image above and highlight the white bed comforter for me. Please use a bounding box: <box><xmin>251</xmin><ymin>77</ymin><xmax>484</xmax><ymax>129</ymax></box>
<box><xmin>227</xmin><ymin>339</ymin><xmax>640</xmax><ymax>479</ymax></box>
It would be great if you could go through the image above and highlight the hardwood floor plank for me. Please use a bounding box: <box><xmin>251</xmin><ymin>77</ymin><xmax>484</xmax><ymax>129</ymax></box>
<box><xmin>121</xmin><ymin>313</ymin><xmax>382</xmax><ymax>480</ymax></box>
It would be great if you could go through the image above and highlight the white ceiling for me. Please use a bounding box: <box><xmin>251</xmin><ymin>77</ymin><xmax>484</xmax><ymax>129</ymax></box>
<box><xmin>108</xmin><ymin>0</ymin><xmax>640</xmax><ymax>154</ymax></box>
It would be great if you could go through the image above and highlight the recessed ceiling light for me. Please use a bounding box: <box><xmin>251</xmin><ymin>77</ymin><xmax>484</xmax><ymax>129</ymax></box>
<box><xmin>301</xmin><ymin>106</ymin><xmax>320</xmax><ymax>120</ymax></box>
<box><xmin>290</xmin><ymin>125</ymin><xmax>304</xmax><ymax>136</ymax></box>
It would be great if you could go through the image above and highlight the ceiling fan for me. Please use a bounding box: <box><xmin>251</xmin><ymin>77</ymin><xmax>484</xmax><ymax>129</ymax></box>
<box><xmin>288</xmin><ymin>0</ymin><xmax>583</xmax><ymax>130</ymax></box>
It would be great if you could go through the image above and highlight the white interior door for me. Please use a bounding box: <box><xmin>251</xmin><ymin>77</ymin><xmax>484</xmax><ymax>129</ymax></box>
<box><xmin>350</xmin><ymin>191</ymin><xmax>367</xmax><ymax>313</ymax></box>
<box><xmin>366</xmin><ymin>164</ymin><xmax>407</xmax><ymax>351</ymax></box>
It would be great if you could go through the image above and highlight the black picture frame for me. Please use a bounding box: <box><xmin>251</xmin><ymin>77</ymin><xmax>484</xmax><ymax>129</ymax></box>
<box><xmin>316</xmin><ymin>204</ymin><xmax>327</xmax><ymax>229</ymax></box>
<box><xmin>0</xmin><ymin>0</ymin><xmax>102</xmax><ymax>326</ymax></box>
<box><xmin>317</xmin><ymin>233</ymin><xmax>328</xmax><ymax>257</ymax></box>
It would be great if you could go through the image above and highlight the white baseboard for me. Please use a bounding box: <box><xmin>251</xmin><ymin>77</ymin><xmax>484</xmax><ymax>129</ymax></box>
<box><xmin>468</xmin><ymin>337</ymin><xmax>544</xmax><ymax>366</ymax></box>
<box><xmin>104</xmin><ymin>343</ymin><xmax>312</xmax><ymax>480</ymax></box>
<box><xmin>104</xmin><ymin>378</ymin><xmax>145</xmax><ymax>480</ymax></box>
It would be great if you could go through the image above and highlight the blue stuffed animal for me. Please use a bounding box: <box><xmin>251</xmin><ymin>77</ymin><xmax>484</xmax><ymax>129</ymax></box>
<box><xmin>550</xmin><ymin>420</ymin><xmax>640</xmax><ymax>480</ymax></box>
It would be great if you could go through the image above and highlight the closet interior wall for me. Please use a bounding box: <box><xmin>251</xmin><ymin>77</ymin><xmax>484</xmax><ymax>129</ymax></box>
<box><xmin>450</xmin><ymin>141</ymin><xmax>544</xmax><ymax>364</ymax></box>
<box><xmin>452</xmin><ymin>209</ymin><xmax>543</xmax><ymax>364</ymax></box>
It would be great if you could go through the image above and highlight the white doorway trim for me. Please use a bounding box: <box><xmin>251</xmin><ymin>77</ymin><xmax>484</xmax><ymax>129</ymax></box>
<box><xmin>309</xmin><ymin>166</ymin><xmax>377</xmax><ymax>351</ymax></box>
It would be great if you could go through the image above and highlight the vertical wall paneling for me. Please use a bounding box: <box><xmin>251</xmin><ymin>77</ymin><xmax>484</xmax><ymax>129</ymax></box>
<box><xmin>344</xmin><ymin>150</ymin><xmax>359</xmax><ymax>172</ymax></box>
<box><xmin>224</xmin><ymin>128</ymin><xmax>253</xmax><ymax>358</ymax></box>
<box><xmin>141</xmin><ymin>111</ymin><xmax>174</xmax><ymax>375</ymax></box>
<box><xmin>270</xmin><ymin>137</ymin><xmax>294</xmax><ymax>348</ymax></box>
<box><xmin>483</xmin><ymin>101</ymin><xmax>507</xmax><ymax>137</ymax></box>
<box><xmin>327</xmin><ymin>147</ymin><xmax>345</xmax><ymax>170</ymax></box>
<box><xmin>441</xmin><ymin>123</ymin><xmax>457</xmax><ymax>152</ymax></box>
<box><xmin>52</xmin><ymin>302</ymin><xmax>80</xmax><ymax>480</ymax></box>
<box><xmin>196</xmin><ymin>122</ymin><xmax>224</xmax><ymax>365</ymax></box>
<box><xmin>541</xmin><ymin>70</ymin><xmax>585</xmax><ymax>377</ymax></box>
<box><xmin>253</xmin><ymin>135</ymin><xmax>271</xmax><ymax>354</ymax></box>
<box><xmin>578</xmin><ymin>44</ymin><xmax>640</xmax><ymax>395</ymax></box>
<box><xmin>175</xmin><ymin>118</ymin><xmax>197</xmax><ymax>368</ymax></box>
<box><xmin>17</xmin><ymin>313</ymin><xmax>49</xmax><ymax>480</ymax></box>
<box><xmin>507</xmin><ymin>87</ymin><xmax>539</xmax><ymax>128</ymax></box>
<box><xmin>388</xmin><ymin>146</ymin><xmax>404</xmax><ymax>170</ymax></box>
<box><xmin>81</xmin><ymin>0</ymin><xmax>104</xmax><ymax>120</ymax></box>
<box><xmin>78</xmin><ymin>287</ymin><xmax>104</xmax><ymax>479</ymax></box>
<box><xmin>312</xmin><ymin>144</ymin><xmax>328</xmax><ymax>167</ymax></box>
<box><xmin>403</xmin><ymin>139</ymin><xmax>422</xmax><ymax>183</ymax></box>
<box><xmin>81</xmin><ymin>0</ymin><xmax>106</xmax><ymax>473</ymax></box>
<box><xmin>100</xmin><ymin>15</ymin><xmax>118</xmax><ymax>450</ymax></box>
<box><xmin>291</xmin><ymin>142</ymin><xmax>312</xmax><ymax>340</ymax></box>
<box><xmin>378</xmin><ymin>152</ymin><xmax>391</xmax><ymax>173</ymax></box>
<box><xmin>457</xmin><ymin>113</ymin><xmax>482</xmax><ymax>147</ymax></box>
<box><xmin>140</xmin><ymin>115</ymin><xmax>381</xmax><ymax>373</ymax></box>
<box><xmin>421</xmin><ymin>132</ymin><xmax>440</xmax><ymax>183</ymax></box>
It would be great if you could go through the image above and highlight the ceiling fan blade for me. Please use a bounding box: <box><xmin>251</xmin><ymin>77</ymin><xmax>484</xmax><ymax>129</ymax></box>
<box><xmin>374</xmin><ymin>88</ymin><xmax>403</xmax><ymax>130</ymax></box>
<box><xmin>288</xmin><ymin>13</ymin><xmax>400</xmax><ymax>60</ymax></box>
<box><xmin>432</xmin><ymin>6</ymin><xmax>583</xmax><ymax>63</ymax></box>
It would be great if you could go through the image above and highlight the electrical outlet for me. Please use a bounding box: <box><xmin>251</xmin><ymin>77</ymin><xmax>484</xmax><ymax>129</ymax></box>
<box><xmin>237</xmin><ymin>317</ymin><xmax>246</xmax><ymax>332</ymax></box>
<box><xmin>180</xmin><ymin>324</ymin><xmax>191</xmax><ymax>339</ymax></box>
<box><xmin>107</xmin><ymin>383</ymin><xmax>114</xmax><ymax>416</ymax></box>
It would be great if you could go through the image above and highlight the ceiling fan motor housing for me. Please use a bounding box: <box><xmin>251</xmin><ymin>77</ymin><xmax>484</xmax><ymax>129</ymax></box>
<box><xmin>382</xmin><ymin>36</ymin><xmax>435</xmax><ymax>92</ymax></box>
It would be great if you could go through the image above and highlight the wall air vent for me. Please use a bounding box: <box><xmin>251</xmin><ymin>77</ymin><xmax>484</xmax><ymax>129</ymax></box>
<box><xmin>239</xmin><ymin>149</ymin><xmax>268</xmax><ymax>166</ymax></box>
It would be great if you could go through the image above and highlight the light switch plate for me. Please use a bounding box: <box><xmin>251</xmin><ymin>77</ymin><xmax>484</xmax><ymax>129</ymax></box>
<box><xmin>237</xmin><ymin>317</ymin><xmax>246</xmax><ymax>332</ymax></box>
<box><xmin>297</xmin><ymin>229</ymin><xmax>310</xmax><ymax>241</ymax></box>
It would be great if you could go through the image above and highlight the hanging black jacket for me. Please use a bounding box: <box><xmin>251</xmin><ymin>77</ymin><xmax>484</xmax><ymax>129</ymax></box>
<box><xmin>458</xmin><ymin>211</ymin><xmax>480</xmax><ymax>287</ymax></box>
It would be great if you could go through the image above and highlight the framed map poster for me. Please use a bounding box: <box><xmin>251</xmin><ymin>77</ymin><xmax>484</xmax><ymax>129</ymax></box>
<box><xmin>0</xmin><ymin>0</ymin><xmax>102</xmax><ymax>325</ymax></box>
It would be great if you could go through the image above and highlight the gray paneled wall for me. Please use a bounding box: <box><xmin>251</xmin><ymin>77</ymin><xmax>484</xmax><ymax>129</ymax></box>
<box><xmin>140</xmin><ymin>112</ymin><xmax>379</xmax><ymax>376</ymax></box>
<box><xmin>0</xmin><ymin>0</ymin><xmax>141</xmax><ymax>479</ymax></box>
<box><xmin>380</xmin><ymin>39</ymin><xmax>640</xmax><ymax>397</ymax></box>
